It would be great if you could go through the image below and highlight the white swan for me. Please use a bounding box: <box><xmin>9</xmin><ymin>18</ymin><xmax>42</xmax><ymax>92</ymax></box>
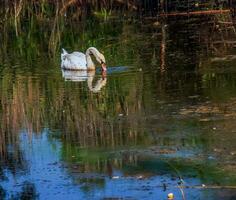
<box><xmin>61</xmin><ymin>47</ymin><xmax>106</xmax><ymax>71</ymax></box>
<box><xmin>61</xmin><ymin>70</ymin><xmax>107</xmax><ymax>93</ymax></box>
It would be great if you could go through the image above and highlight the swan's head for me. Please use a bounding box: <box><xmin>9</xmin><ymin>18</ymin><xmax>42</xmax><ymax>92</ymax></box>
<box><xmin>86</xmin><ymin>47</ymin><xmax>107</xmax><ymax>71</ymax></box>
<box><xmin>97</xmin><ymin>53</ymin><xmax>106</xmax><ymax>72</ymax></box>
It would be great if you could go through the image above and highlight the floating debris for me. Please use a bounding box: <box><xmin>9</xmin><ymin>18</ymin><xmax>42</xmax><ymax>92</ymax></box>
<box><xmin>112</xmin><ymin>176</ymin><xmax>119</xmax><ymax>179</ymax></box>
<box><xmin>137</xmin><ymin>175</ymin><xmax>143</xmax><ymax>179</ymax></box>
<box><xmin>168</xmin><ymin>193</ymin><xmax>174</xmax><ymax>199</ymax></box>
<box><xmin>153</xmin><ymin>21</ymin><xmax>160</xmax><ymax>27</ymax></box>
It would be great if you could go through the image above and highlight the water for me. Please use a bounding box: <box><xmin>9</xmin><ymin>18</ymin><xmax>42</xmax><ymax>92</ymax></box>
<box><xmin>0</xmin><ymin>15</ymin><xmax>236</xmax><ymax>200</ymax></box>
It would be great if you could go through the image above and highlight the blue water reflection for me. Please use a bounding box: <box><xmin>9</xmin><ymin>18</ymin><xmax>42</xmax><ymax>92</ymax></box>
<box><xmin>1</xmin><ymin>130</ymin><xmax>235</xmax><ymax>199</ymax></box>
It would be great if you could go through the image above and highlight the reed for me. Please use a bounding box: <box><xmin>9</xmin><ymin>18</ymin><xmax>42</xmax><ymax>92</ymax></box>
<box><xmin>1</xmin><ymin>0</ymin><xmax>140</xmax><ymax>21</ymax></box>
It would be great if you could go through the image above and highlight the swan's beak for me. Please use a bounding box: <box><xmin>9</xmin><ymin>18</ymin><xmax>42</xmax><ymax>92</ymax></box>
<box><xmin>101</xmin><ymin>63</ymin><xmax>107</xmax><ymax>72</ymax></box>
<box><xmin>102</xmin><ymin>70</ymin><xmax>107</xmax><ymax>79</ymax></box>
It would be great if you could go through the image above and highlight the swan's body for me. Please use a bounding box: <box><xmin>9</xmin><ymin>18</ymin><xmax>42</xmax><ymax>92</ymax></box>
<box><xmin>61</xmin><ymin>47</ymin><xmax>106</xmax><ymax>71</ymax></box>
<box><xmin>61</xmin><ymin>70</ymin><xmax>106</xmax><ymax>93</ymax></box>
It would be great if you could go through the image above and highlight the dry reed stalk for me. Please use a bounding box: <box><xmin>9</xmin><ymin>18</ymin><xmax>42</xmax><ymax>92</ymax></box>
<box><xmin>14</xmin><ymin>0</ymin><xmax>24</xmax><ymax>36</ymax></box>
<box><xmin>115</xmin><ymin>0</ymin><xmax>137</xmax><ymax>10</ymax></box>
<box><xmin>178</xmin><ymin>185</ymin><xmax>236</xmax><ymax>189</ymax></box>
<box><xmin>160</xmin><ymin>23</ymin><xmax>166</xmax><ymax>73</ymax></box>
<box><xmin>60</xmin><ymin>0</ymin><xmax>78</xmax><ymax>16</ymax></box>
<box><xmin>48</xmin><ymin>1</ymin><xmax>61</xmax><ymax>54</ymax></box>
<box><xmin>159</xmin><ymin>9</ymin><xmax>231</xmax><ymax>17</ymax></box>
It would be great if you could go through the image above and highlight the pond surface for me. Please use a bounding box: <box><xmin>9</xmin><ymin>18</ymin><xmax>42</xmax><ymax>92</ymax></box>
<box><xmin>0</xmin><ymin>15</ymin><xmax>236</xmax><ymax>200</ymax></box>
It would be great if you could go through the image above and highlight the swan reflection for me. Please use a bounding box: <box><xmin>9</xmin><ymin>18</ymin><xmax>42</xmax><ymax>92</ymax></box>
<box><xmin>61</xmin><ymin>70</ymin><xmax>107</xmax><ymax>93</ymax></box>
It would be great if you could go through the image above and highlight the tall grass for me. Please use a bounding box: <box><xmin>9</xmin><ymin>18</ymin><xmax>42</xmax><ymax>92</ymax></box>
<box><xmin>1</xmin><ymin>0</ymin><xmax>140</xmax><ymax>21</ymax></box>
<box><xmin>1</xmin><ymin>0</ymin><xmax>234</xmax><ymax>21</ymax></box>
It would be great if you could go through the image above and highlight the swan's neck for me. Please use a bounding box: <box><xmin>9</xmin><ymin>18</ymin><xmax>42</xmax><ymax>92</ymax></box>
<box><xmin>87</xmin><ymin>76</ymin><xmax>107</xmax><ymax>93</ymax></box>
<box><xmin>86</xmin><ymin>55</ymin><xmax>95</xmax><ymax>70</ymax></box>
<box><xmin>87</xmin><ymin>75</ymin><xmax>94</xmax><ymax>91</ymax></box>
<box><xmin>86</xmin><ymin>47</ymin><xmax>101</xmax><ymax>70</ymax></box>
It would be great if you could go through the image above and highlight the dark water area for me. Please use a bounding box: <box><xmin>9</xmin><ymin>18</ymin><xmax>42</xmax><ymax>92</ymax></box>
<box><xmin>0</xmin><ymin>14</ymin><xmax>236</xmax><ymax>200</ymax></box>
